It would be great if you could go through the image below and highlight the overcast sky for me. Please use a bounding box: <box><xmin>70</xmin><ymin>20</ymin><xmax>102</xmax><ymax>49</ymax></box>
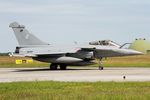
<box><xmin>0</xmin><ymin>0</ymin><xmax>150</xmax><ymax>52</ymax></box>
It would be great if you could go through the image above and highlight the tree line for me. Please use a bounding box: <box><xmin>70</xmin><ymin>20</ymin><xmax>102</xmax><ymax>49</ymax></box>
<box><xmin>0</xmin><ymin>53</ymin><xmax>9</xmax><ymax>56</ymax></box>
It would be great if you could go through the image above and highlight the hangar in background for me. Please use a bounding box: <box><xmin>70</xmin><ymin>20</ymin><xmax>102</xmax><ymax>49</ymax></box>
<box><xmin>129</xmin><ymin>38</ymin><xmax>150</xmax><ymax>54</ymax></box>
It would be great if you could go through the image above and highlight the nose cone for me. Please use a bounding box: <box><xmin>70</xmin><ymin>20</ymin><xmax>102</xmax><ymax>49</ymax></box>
<box><xmin>121</xmin><ymin>49</ymin><xmax>143</xmax><ymax>56</ymax></box>
<box><xmin>129</xmin><ymin>50</ymin><xmax>143</xmax><ymax>55</ymax></box>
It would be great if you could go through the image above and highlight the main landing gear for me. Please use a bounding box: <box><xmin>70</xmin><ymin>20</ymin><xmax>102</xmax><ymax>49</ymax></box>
<box><xmin>50</xmin><ymin>64</ymin><xmax>58</xmax><ymax>70</ymax></box>
<box><xmin>60</xmin><ymin>65</ymin><xmax>67</xmax><ymax>70</ymax></box>
<box><xmin>98</xmin><ymin>57</ymin><xmax>104</xmax><ymax>70</ymax></box>
<box><xmin>50</xmin><ymin>64</ymin><xmax>67</xmax><ymax>70</ymax></box>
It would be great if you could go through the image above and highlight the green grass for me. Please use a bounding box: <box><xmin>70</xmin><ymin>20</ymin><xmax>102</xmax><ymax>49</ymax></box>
<box><xmin>0</xmin><ymin>55</ymin><xmax>150</xmax><ymax>68</ymax></box>
<box><xmin>103</xmin><ymin>55</ymin><xmax>150</xmax><ymax>67</ymax></box>
<box><xmin>0</xmin><ymin>81</ymin><xmax>150</xmax><ymax>100</ymax></box>
<box><xmin>0</xmin><ymin>56</ymin><xmax>49</xmax><ymax>68</ymax></box>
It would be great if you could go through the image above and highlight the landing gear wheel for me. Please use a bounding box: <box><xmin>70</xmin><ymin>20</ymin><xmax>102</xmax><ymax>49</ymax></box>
<box><xmin>50</xmin><ymin>64</ymin><xmax>58</xmax><ymax>70</ymax></box>
<box><xmin>99</xmin><ymin>66</ymin><xmax>103</xmax><ymax>70</ymax></box>
<box><xmin>98</xmin><ymin>57</ymin><xmax>104</xmax><ymax>70</ymax></box>
<box><xmin>60</xmin><ymin>65</ymin><xmax>67</xmax><ymax>70</ymax></box>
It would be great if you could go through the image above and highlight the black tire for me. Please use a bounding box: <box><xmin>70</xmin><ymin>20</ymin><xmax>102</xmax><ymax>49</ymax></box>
<box><xmin>99</xmin><ymin>66</ymin><xmax>103</xmax><ymax>70</ymax></box>
<box><xmin>50</xmin><ymin>64</ymin><xmax>58</xmax><ymax>70</ymax></box>
<box><xmin>60</xmin><ymin>65</ymin><xmax>67</xmax><ymax>70</ymax></box>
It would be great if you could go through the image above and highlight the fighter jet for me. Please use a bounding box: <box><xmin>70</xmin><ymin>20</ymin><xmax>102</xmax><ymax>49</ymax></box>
<box><xmin>9</xmin><ymin>22</ymin><xmax>143</xmax><ymax>70</ymax></box>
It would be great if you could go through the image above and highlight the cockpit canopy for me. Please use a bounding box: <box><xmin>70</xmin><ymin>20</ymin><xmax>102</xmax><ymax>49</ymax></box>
<box><xmin>89</xmin><ymin>40</ymin><xmax>121</xmax><ymax>47</ymax></box>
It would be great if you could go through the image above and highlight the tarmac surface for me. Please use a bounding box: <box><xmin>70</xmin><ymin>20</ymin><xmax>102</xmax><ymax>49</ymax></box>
<box><xmin>0</xmin><ymin>67</ymin><xmax>150</xmax><ymax>82</ymax></box>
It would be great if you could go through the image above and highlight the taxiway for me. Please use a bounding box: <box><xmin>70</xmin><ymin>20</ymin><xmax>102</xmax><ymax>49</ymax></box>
<box><xmin>0</xmin><ymin>67</ymin><xmax>150</xmax><ymax>82</ymax></box>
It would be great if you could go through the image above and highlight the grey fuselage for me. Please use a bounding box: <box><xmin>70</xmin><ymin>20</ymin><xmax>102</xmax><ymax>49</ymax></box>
<box><xmin>16</xmin><ymin>44</ymin><xmax>142</xmax><ymax>66</ymax></box>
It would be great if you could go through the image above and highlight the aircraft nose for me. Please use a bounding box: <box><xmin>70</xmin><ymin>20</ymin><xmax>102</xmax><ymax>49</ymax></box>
<box><xmin>124</xmin><ymin>49</ymin><xmax>143</xmax><ymax>55</ymax></box>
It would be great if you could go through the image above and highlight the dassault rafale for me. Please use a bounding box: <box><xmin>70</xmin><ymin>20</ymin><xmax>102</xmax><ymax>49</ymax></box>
<box><xmin>9</xmin><ymin>22</ymin><xmax>142</xmax><ymax>70</ymax></box>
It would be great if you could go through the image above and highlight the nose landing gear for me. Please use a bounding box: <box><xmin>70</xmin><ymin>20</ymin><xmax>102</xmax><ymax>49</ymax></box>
<box><xmin>98</xmin><ymin>57</ymin><xmax>104</xmax><ymax>70</ymax></box>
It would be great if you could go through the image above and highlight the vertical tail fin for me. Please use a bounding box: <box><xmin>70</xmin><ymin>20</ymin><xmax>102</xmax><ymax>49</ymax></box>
<box><xmin>9</xmin><ymin>22</ymin><xmax>48</xmax><ymax>46</ymax></box>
